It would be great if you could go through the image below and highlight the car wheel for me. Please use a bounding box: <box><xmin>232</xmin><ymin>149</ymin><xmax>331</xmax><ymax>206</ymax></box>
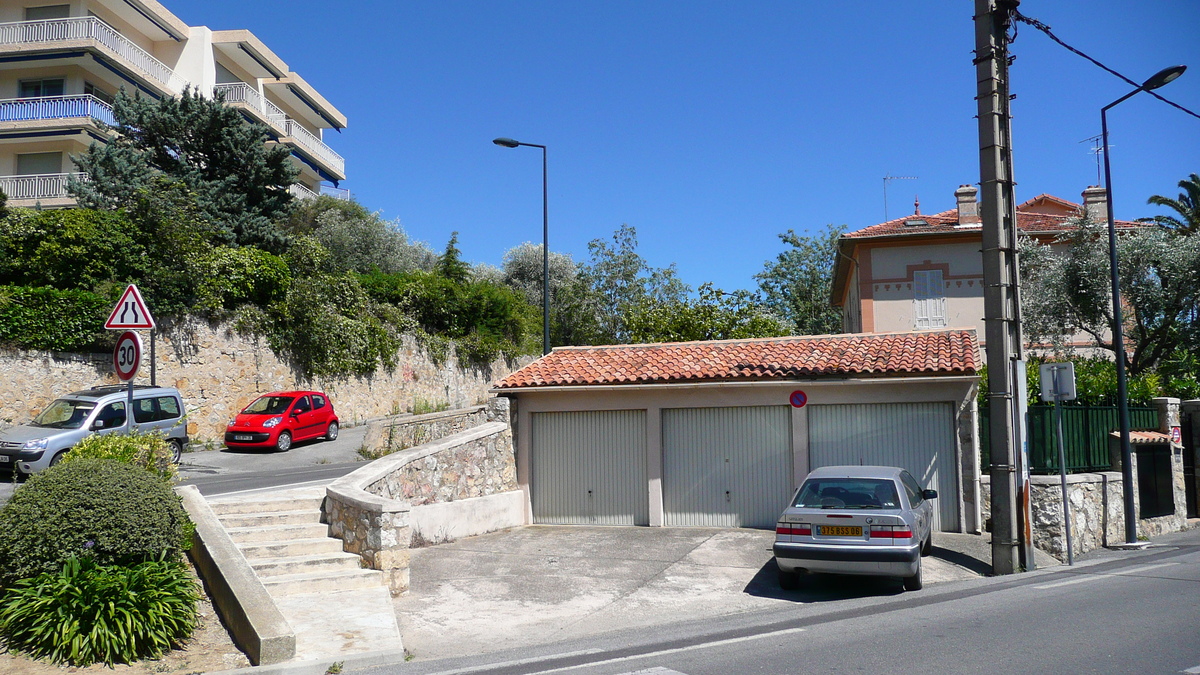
<box><xmin>48</xmin><ymin>452</ymin><xmax>64</xmax><ymax>468</ymax></box>
<box><xmin>275</xmin><ymin>431</ymin><xmax>292</xmax><ymax>452</ymax></box>
<box><xmin>903</xmin><ymin>559</ymin><xmax>923</xmax><ymax>592</ymax></box>
<box><xmin>921</xmin><ymin>533</ymin><xmax>933</xmax><ymax>557</ymax></box>
<box><xmin>167</xmin><ymin>439</ymin><xmax>183</xmax><ymax>465</ymax></box>
<box><xmin>778</xmin><ymin>568</ymin><xmax>801</xmax><ymax>591</ymax></box>
<box><xmin>325</xmin><ymin>421</ymin><xmax>339</xmax><ymax>442</ymax></box>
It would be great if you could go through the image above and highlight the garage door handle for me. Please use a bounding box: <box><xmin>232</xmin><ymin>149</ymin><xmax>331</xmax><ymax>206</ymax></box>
<box><xmin>725</xmin><ymin>490</ymin><xmax>731</xmax><ymax>502</ymax></box>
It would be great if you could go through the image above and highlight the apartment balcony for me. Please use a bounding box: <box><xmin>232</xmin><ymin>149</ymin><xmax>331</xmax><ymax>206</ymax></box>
<box><xmin>0</xmin><ymin>95</ymin><xmax>115</xmax><ymax>128</ymax></box>
<box><xmin>0</xmin><ymin>172</ymin><xmax>85</xmax><ymax>207</ymax></box>
<box><xmin>214</xmin><ymin>82</ymin><xmax>344</xmax><ymax>180</ymax></box>
<box><xmin>0</xmin><ymin>17</ymin><xmax>188</xmax><ymax>94</ymax></box>
<box><xmin>289</xmin><ymin>183</ymin><xmax>351</xmax><ymax>201</ymax></box>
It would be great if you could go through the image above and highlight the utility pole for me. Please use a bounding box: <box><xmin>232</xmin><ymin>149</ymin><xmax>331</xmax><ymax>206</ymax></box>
<box><xmin>973</xmin><ymin>0</ymin><xmax>1030</xmax><ymax>575</ymax></box>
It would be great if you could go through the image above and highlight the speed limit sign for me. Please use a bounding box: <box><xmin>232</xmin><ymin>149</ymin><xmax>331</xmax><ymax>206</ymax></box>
<box><xmin>113</xmin><ymin>331</ymin><xmax>142</xmax><ymax>381</ymax></box>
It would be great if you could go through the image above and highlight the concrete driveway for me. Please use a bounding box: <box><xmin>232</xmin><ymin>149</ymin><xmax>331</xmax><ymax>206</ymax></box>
<box><xmin>394</xmin><ymin>525</ymin><xmax>1019</xmax><ymax>661</ymax></box>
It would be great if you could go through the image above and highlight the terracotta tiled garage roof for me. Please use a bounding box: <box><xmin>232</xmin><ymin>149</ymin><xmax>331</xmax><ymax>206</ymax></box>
<box><xmin>495</xmin><ymin>328</ymin><xmax>979</xmax><ymax>389</ymax></box>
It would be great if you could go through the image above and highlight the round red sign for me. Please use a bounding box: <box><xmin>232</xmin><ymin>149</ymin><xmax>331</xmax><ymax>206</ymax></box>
<box><xmin>789</xmin><ymin>390</ymin><xmax>808</xmax><ymax>408</ymax></box>
<box><xmin>113</xmin><ymin>331</ymin><xmax>142</xmax><ymax>381</ymax></box>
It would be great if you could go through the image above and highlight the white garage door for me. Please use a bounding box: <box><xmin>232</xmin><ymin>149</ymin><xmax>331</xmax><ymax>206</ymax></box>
<box><xmin>531</xmin><ymin>410</ymin><xmax>648</xmax><ymax>525</ymax></box>
<box><xmin>808</xmin><ymin>403</ymin><xmax>958</xmax><ymax>531</ymax></box>
<box><xmin>662</xmin><ymin>406</ymin><xmax>792</xmax><ymax>528</ymax></box>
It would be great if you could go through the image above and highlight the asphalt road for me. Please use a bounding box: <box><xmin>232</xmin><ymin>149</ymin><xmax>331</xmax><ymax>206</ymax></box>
<box><xmin>0</xmin><ymin>422</ymin><xmax>369</xmax><ymax>506</ymax></box>
<box><xmin>353</xmin><ymin>527</ymin><xmax>1200</xmax><ymax>675</ymax></box>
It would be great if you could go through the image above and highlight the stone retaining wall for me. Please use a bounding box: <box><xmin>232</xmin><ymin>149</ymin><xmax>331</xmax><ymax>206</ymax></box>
<box><xmin>325</xmin><ymin>402</ymin><xmax>520</xmax><ymax>594</ymax></box>
<box><xmin>0</xmin><ymin>319</ymin><xmax>529</xmax><ymax>442</ymax></box>
<box><xmin>359</xmin><ymin>405</ymin><xmax>492</xmax><ymax>459</ymax></box>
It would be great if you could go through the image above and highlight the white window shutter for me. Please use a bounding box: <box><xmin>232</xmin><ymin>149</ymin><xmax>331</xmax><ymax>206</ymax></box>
<box><xmin>913</xmin><ymin>271</ymin><xmax>930</xmax><ymax>328</ymax></box>
<box><xmin>929</xmin><ymin>270</ymin><xmax>946</xmax><ymax>327</ymax></box>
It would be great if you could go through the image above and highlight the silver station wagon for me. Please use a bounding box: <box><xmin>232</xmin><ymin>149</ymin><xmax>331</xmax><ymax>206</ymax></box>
<box><xmin>773</xmin><ymin>465</ymin><xmax>937</xmax><ymax>592</ymax></box>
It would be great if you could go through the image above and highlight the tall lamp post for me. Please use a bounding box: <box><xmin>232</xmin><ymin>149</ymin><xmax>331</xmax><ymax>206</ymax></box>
<box><xmin>493</xmin><ymin>137</ymin><xmax>550</xmax><ymax>356</ymax></box>
<box><xmin>1100</xmin><ymin>64</ymin><xmax>1187</xmax><ymax>546</ymax></box>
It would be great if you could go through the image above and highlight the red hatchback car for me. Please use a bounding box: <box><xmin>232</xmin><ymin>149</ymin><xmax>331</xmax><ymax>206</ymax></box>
<box><xmin>224</xmin><ymin>391</ymin><xmax>339</xmax><ymax>451</ymax></box>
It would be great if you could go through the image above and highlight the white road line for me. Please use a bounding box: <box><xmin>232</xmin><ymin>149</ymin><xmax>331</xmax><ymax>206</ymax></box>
<box><xmin>619</xmin><ymin>668</ymin><xmax>689</xmax><ymax>675</ymax></box>
<box><xmin>525</xmin><ymin>627</ymin><xmax>808</xmax><ymax>674</ymax></box>
<box><xmin>1181</xmin><ymin>664</ymin><xmax>1200</xmax><ymax>674</ymax></box>
<box><xmin>1034</xmin><ymin>562</ymin><xmax>1180</xmax><ymax>589</ymax></box>
<box><xmin>420</xmin><ymin>649</ymin><xmax>604</xmax><ymax>675</ymax></box>
<box><xmin>201</xmin><ymin>477</ymin><xmax>334</xmax><ymax>497</ymax></box>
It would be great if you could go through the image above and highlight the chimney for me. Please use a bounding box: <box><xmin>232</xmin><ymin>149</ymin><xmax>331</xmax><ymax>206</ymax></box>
<box><xmin>955</xmin><ymin>184</ymin><xmax>980</xmax><ymax>224</ymax></box>
<box><xmin>1082</xmin><ymin>185</ymin><xmax>1108</xmax><ymax>222</ymax></box>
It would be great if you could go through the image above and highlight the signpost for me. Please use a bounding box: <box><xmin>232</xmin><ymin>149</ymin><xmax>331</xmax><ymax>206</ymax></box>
<box><xmin>106</xmin><ymin>285</ymin><xmax>155</xmax><ymax>433</ymax></box>
<box><xmin>789</xmin><ymin>390</ymin><xmax>808</xmax><ymax>408</ymax></box>
<box><xmin>1040</xmin><ymin>362</ymin><xmax>1077</xmax><ymax>565</ymax></box>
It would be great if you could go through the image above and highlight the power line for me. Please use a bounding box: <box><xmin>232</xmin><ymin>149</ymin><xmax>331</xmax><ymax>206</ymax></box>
<box><xmin>1010</xmin><ymin>9</ymin><xmax>1200</xmax><ymax>122</ymax></box>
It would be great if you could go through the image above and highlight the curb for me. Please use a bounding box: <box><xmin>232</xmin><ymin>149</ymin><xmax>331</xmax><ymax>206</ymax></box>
<box><xmin>203</xmin><ymin>647</ymin><xmax>410</xmax><ymax>675</ymax></box>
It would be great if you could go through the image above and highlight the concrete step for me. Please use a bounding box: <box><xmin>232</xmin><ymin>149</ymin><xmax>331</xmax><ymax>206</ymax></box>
<box><xmin>260</xmin><ymin>568</ymin><xmax>385</xmax><ymax>595</ymax></box>
<box><xmin>218</xmin><ymin>510</ymin><xmax>323</xmax><ymax>529</ymax></box>
<box><xmin>208</xmin><ymin>497</ymin><xmax>325</xmax><ymax>516</ymax></box>
<box><xmin>226</xmin><ymin>522</ymin><xmax>329</xmax><ymax>544</ymax></box>
<box><xmin>237</xmin><ymin>537</ymin><xmax>345</xmax><ymax>559</ymax></box>
<box><xmin>249</xmin><ymin>552</ymin><xmax>364</xmax><ymax>577</ymax></box>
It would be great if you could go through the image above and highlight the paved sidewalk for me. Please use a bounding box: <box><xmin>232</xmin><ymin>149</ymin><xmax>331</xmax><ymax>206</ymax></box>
<box><xmin>392</xmin><ymin>525</ymin><xmax>1037</xmax><ymax>661</ymax></box>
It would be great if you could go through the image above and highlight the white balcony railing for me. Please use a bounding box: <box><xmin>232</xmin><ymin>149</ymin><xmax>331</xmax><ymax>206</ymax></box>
<box><xmin>0</xmin><ymin>17</ymin><xmax>188</xmax><ymax>93</ymax></box>
<box><xmin>284</xmin><ymin>119</ymin><xmax>345</xmax><ymax>176</ymax></box>
<box><xmin>0</xmin><ymin>95</ymin><xmax>114</xmax><ymax>126</ymax></box>
<box><xmin>0</xmin><ymin>172</ymin><xmax>86</xmax><ymax>201</ymax></box>
<box><xmin>320</xmin><ymin>185</ymin><xmax>351</xmax><ymax>200</ymax></box>
<box><xmin>214</xmin><ymin>83</ymin><xmax>286</xmax><ymax>125</ymax></box>
<box><xmin>289</xmin><ymin>183</ymin><xmax>351</xmax><ymax>201</ymax></box>
<box><xmin>289</xmin><ymin>183</ymin><xmax>318</xmax><ymax>200</ymax></box>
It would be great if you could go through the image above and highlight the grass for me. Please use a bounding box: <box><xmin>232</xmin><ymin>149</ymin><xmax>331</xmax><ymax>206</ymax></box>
<box><xmin>410</xmin><ymin>398</ymin><xmax>450</xmax><ymax>416</ymax></box>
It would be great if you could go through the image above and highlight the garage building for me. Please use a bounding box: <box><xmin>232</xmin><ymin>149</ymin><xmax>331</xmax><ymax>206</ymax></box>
<box><xmin>493</xmin><ymin>328</ymin><xmax>982</xmax><ymax>533</ymax></box>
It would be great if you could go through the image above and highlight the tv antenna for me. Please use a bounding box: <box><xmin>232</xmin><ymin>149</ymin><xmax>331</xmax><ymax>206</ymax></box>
<box><xmin>1079</xmin><ymin>134</ymin><xmax>1106</xmax><ymax>185</ymax></box>
<box><xmin>883</xmin><ymin>174</ymin><xmax>917</xmax><ymax>221</ymax></box>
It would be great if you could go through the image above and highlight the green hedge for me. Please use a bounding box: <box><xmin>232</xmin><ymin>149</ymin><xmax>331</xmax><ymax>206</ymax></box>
<box><xmin>0</xmin><ymin>285</ymin><xmax>110</xmax><ymax>352</ymax></box>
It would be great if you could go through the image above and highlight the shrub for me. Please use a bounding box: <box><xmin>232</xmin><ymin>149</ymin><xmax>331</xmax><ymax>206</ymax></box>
<box><xmin>0</xmin><ymin>459</ymin><xmax>193</xmax><ymax>586</ymax></box>
<box><xmin>0</xmin><ymin>555</ymin><xmax>198</xmax><ymax>666</ymax></box>
<box><xmin>61</xmin><ymin>430</ymin><xmax>177</xmax><ymax>482</ymax></box>
<box><xmin>0</xmin><ymin>285</ymin><xmax>110</xmax><ymax>351</ymax></box>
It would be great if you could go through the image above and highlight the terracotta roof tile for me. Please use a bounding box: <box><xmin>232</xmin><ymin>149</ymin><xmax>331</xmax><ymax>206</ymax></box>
<box><xmin>494</xmin><ymin>328</ymin><xmax>979</xmax><ymax>389</ymax></box>
<box><xmin>843</xmin><ymin>204</ymin><xmax>1140</xmax><ymax>240</ymax></box>
<box><xmin>1110</xmin><ymin>430</ymin><xmax>1171</xmax><ymax>444</ymax></box>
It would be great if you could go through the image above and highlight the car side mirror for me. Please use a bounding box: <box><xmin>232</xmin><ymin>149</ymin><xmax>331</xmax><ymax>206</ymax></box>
<box><xmin>91</xmin><ymin>420</ymin><xmax>104</xmax><ymax>430</ymax></box>
<box><xmin>923</xmin><ymin>489</ymin><xmax>938</xmax><ymax>500</ymax></box>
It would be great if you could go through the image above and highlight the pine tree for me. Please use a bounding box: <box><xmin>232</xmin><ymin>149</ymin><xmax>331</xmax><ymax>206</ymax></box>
<box><xmin>70</xmin><ymin>87</ymin><xmax>299</xmax><ymax>252</ymax></box>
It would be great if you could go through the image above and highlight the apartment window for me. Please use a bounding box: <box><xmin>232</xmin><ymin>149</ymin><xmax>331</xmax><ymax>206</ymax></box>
<box><xmin>19</xmin><ymin>78</ymin><xmax>64</xmax><ymax>98</ymax></box>
<box><xmin>25</xmin><ymin>5</ymin><xmax>70</xmax><ymax>20</ymax></box>
<box><xmin>913</xmin><ymin>269</ymin><xmax>947</xmax><ymax>329</ymax></box>
<box><xmin>84</xmin><ymin>81</ymin><xmax>113</xmax><ymax>104</ymax></box>
<box><xmin>16</xmin><ymin>152</ymin><xmax>63</xmax><ymax>175</ymax></box>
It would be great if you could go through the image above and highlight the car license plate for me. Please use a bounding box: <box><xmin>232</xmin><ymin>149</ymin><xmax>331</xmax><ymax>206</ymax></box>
<box><xmin>819</xmin><ymin>525</ymin><xmax>862</xmax><ymax>537</ymax></box>
<box><xmin>0</xmin><ymin>455</ymin><xmax>8</xmax><ymax>463</ymax></box>
<box><xmin>234</xmin><ymin>435</ymin><xmax>253</xmax><ymax>441</ymax></box>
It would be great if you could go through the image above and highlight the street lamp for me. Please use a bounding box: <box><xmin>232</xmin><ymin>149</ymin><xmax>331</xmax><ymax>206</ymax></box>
<box><xmin>1100</xmin><ymin>64</ymin><xmax>1186</xmax><ymax>546</ymax></box>
<box><xmin>493</xmin><ymin>137</ymin><xmax>550</xmax><ymax>356</ymax></box>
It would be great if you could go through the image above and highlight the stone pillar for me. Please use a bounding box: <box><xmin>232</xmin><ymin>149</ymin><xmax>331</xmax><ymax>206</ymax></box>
<box><xmin>1153</xmin><ymin>397</ymin><xmax>1187</xmax><ymax>525</ymax></box>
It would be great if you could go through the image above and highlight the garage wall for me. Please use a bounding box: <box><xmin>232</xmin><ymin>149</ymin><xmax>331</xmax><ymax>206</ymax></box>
<box><xmin>530</xmin><ymin>410</ymin><xmax>648</xmax><ymax>525</ymax></box>
<box><xmin>808</xmin><ymin>402</ymin><xmax>958</xmax><ymax>531</ymax></box>
<box><xmin>661</xmin><ymin>405</ymin><xmax>792</xmax><ymax>528</ymax></box>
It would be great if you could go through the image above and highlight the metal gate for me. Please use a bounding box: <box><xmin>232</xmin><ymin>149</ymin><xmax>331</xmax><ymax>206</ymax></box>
<box><xmin>661</xmin><ymin>406</ymin><xmax>792</xmax><ymax>528</ymax></box>
<box><xmin>530</xmin><ymin>410</ymin><xmax>648</xmax><ymax>525</ymax></box>
<box><xmin>808</xmin><ymin>402</ymin><xmax>958</xmax><ymax>531</ymax></box>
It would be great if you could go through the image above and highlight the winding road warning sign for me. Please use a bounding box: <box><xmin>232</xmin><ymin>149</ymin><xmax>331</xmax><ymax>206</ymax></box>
<box><xmin>105</xmin><ymin>285</ymin><xmax>155</xmax><ymax>330</ymax></box>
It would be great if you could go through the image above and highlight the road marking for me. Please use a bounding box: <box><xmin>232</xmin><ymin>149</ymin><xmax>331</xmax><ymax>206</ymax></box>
<box><xmin>200</xmin><ymin>477</ymin><xmax>335</xmax><ymax>497</ymax></box>
<box><xmin>421</xmin><ymin>649</ymin><xmax>604</xmax><ymax>675</ymax></box>
<box><xmin>525</xmin><ymin>627</ymin><xmax>808</xmax><ymax>674</ymax></box>
<box><xmin>619</xmin><ymin>668</ymin><xmax>689</xmax><ymax>675</ymax></box>
<box><xmin>1181</xmin><ymin>665</ymin><xmax>1200</xmax><ymax>674</ymax></box>
<box><xmin>1034</xmin><ymin>562</ymin><xmax>1180</xmax><ymax>589</ymax></box>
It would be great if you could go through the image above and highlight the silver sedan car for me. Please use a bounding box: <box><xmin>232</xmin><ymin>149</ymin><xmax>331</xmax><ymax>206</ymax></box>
<box><xmin>773</xmin><ymin>465</ymin><xmax>937</xmax><ymax>592</ymax></box>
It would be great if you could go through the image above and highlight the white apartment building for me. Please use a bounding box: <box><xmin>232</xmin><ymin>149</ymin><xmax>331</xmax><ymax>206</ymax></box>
<box><xmin>0</xmin><ymin>0</ymin><xmax>346</xmax><ymax>207</ymax></box>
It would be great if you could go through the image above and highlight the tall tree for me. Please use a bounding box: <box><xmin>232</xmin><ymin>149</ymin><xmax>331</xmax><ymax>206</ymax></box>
<box><xmin>1020</xmin><ymin>216</ymin><xmax>1200</xmax><ymax>375</ymax></box>
<box><xmin>755</xmin><ymin>224</ymin><xmax>844</xmax><ymax>335</ymax></box>
<box><xmin>501</xmin><ymin>242</ymin><xmax>599</xmax><ymax>347</ymax></box>
<box><xmin>70</xmin><ymin>88</ymin><xmax>298</xmax><ymax>252</ymax></box>
<box><xmin>1141</xmin><ymin>172</ymin><xmax>1200</xmax><ymax>235</ymax></box>
<box><xmin>625</xmin><ymin>283</ymin><xmax>791</xmax><ymax>343</ymax></box>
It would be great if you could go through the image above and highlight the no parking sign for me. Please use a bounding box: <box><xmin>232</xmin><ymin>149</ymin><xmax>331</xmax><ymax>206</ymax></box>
<box><xmin>789</xmin><ymin>390</ymin><xmax>808</xmax><ymax>408</ymax></box>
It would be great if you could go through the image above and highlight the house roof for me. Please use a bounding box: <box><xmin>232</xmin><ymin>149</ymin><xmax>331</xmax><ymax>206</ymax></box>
<box><xmin>493</xmin><ymin>328</ymin><xmax>979</xmax><ymax>390</ymax></box>
<box><xmin>1110</xmin><ymin>430</ymin><xmax>1171</xmax><ymax>445</ymax></box>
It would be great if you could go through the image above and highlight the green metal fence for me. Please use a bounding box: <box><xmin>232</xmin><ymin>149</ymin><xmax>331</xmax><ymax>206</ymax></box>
<box><xmin>980</xmin><ymin>405</ymin><xmax>1160</xmax><ymax>473</ymax></box>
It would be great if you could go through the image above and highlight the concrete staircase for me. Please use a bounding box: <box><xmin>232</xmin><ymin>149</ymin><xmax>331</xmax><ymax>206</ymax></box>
<box><xmin>207</xmin><ymin>486</ymin><xmax>403</xmax><ymax>662</ymax></box>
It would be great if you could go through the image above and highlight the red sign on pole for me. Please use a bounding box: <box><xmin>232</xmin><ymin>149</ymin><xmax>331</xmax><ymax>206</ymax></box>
<box><xmin>113</xmin><ymin>331</ymin><xmax>142</xmax><ymax>381</ymax></box>
<box><xmin>105</xmin><ymin>285</ymin><xmax>155</xmax><ymax>330</ymax></box>
<box><xmin>789</xmin><ymin>390</ymin><xmax>808</xmax><ymax>408</ymax></box>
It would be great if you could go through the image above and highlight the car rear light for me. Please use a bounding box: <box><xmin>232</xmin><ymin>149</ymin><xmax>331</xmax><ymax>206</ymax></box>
<box><xmin>776</xmin><ymin>523</ymin><xmax>812</xmax><ymax>536</ymax></box>
<box><xmin>869</xmin><ymin>525</ymin><xmax>914</xmax><ymax>539</ymax></box>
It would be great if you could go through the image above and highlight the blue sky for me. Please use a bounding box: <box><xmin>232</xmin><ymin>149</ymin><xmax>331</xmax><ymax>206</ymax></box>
<box><xmin>170</xmin><ymin>1</ymin><xmax>1200</xmax><ymax>293</ymax></box>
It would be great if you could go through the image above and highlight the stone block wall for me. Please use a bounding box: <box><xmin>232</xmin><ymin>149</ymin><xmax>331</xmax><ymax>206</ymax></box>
<box><xmin>360</xmin><ymin>406</ymin><xmax>490</xmax><ymax>458</ymax></box>
<box><xmin>0</xmin><ymin>319</ymin><xmax>530</xmax><ymax>442</ymax></box>
<box><xmin>323</xmin><ymin>493</ymin><xmax>412</xmax><ymax>594</ymax></box>
<box><xmin>366</xmin><ymin>428</ymin><xmax>516</xmax><ymax>506</ymax></box>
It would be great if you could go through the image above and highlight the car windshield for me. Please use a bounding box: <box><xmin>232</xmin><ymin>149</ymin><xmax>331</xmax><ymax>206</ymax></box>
<box><xmin>793</xmin><ymin>478</ymin><xmax>900</xmax><ymax>509</ymax></box>
<box><xmin>30</xmin><ymin>399</ymin><xmax>95</xmax><ymax>429</ymax></box>
<box><xmin>243</xmin><ymin>396</ymin><xmax>294</xmax><ymax>415</ymax></box>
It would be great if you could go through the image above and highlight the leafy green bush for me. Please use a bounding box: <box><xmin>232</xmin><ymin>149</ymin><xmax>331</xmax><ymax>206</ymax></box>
<box><xmin>0</xmin><ymin>555</ymin><xmax>198</xmax><ymax>666</ymax></box>
<box><xmin>61</xmin><ymin>430</ymin><xmax>177</xmax><ymax>482</ymax></box>
<box><xmin>0</xmin><ymin>208</ymin><xmax>146</xmax><ymax>290</ymax></box>
<box><xmin>191</xmin><ymin>245</ymin><xmax>290</xmax><ymax>312</ymax></box>
<box><xmin>0</xmin><ymin>285</ymin><xmax>110</xmax><ymax>351</ymax></box>
<box><xmin>0</xmin><ymin>459</ymin><xmax>193</xmax><ymax>586</ymax></box>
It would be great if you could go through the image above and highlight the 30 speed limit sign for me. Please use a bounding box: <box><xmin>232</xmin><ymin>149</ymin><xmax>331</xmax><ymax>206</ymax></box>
<box><xmin>113</xmin><ymin>331</ymin><xmax>142</xmax><ymax>381</ymax></box>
